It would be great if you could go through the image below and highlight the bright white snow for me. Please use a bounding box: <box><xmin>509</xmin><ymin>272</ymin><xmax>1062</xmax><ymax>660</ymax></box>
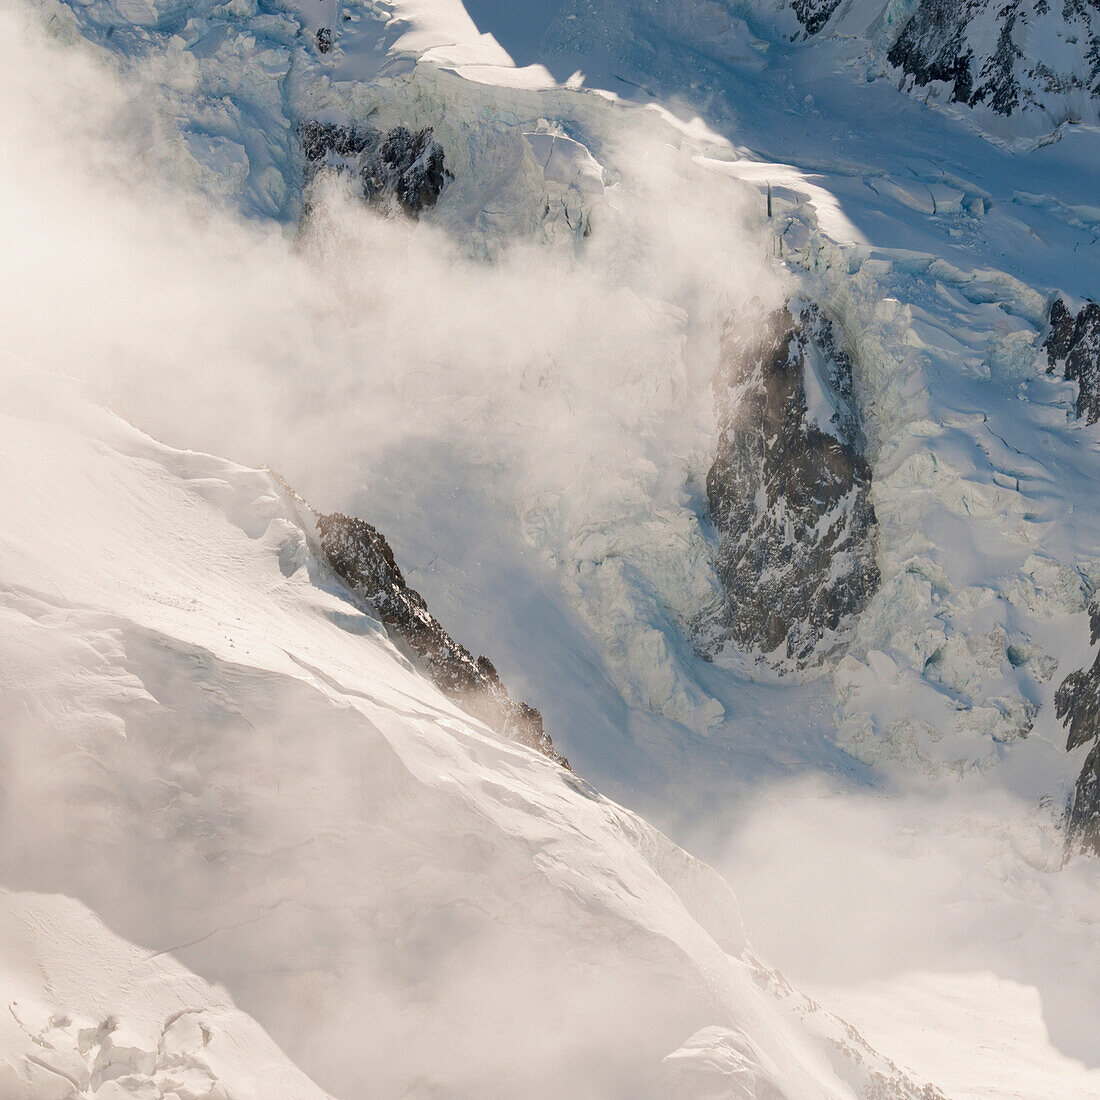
<box><xmin>3</xmin><ymin>0</ymin><xmax>1100</xmax><ymax>1094</ymax></box>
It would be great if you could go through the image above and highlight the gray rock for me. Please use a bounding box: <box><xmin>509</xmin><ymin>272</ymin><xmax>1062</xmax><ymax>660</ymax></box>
<box><xmin>317</xmin><ymin>510</ymin><xmax>570</xmax><ymax>768</ymax></box>
<box><xmin>1069</xmin><ymin>743</ymin><xmax>1100</xmax><ymax>856</ymax></box>
<box><xmin>298</xmin><ymin>120</ymin><xmax>452</xmax><ymax>216</ymax></box>
<box><xmin>1045</xmin><ymin>297</ymin><xmax>1100</xmax><ymax>425</ymax></box>
<box><xmin>702</xmin><ymin>301</ymin><xmax>879</xmax><ymax>666</ymax></box>
<box><xmin>789</xmin><ymin>0</ymin><xmax>842</xmax><ymax>37</ymax></box>
<box><xmin>884</xmin><ymin>0</ymin><xmax>1100</xmax><ymax>118</ymax></box>
<box><xmin>1055</xmin><ymin>598</ymin><xmax>1100</xmax><ymax>854</ymax></box>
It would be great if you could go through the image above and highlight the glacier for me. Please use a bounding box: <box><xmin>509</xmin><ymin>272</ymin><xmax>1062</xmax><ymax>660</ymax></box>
<box><xmin>2</xmin><ymin>0</ymin><xmax>1100</xmax><ymax>1094</ymax></box>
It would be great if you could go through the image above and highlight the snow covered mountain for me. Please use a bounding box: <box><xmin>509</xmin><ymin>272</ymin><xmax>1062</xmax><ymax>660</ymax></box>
<box><xmin>886</xmin><ymin>0</ymin><xmax>1100</xmax><ymax>120</ymax></box>
<box><xmin>3</xmin><ymin>0</ymin><xmax>1100</xmax><ymax>1094</ymax></box>
<box><xmin>771</xmin><ymin>0</ymin><xmax>1100</xmax><ymax>132</ymax></box>
<box><xmin>0</xmin><ymin>358</ymin><xmax>939</xmax><ymax>1097</ymax></box>
<box><xmin>0</xmin><ymin>890</ymin><xmax>331</xmax><ymax>1100</ymax></box>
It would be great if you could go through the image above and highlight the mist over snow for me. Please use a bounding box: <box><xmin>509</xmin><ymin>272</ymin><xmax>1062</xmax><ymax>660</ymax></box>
<box><xmin>714</xmin><ymin>778</ymin><xmax>1100</xmax><ymax>1098</ymax></box>
<box><xmin>1</xmin><ymin>0</ymin><xmax>788</xmax><ymax>734</ymax></box>
<box><xmin>3</xmin><ymin>0</ymin><xmax>1100</xmax><ymax>1095</ymax></box>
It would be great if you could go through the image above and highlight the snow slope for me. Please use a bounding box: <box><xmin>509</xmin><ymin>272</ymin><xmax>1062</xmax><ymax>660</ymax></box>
<box><xmin>0</xmin><ymin>356</ymin><xmax>940</xmax><ymax>1096</ymax></box>
<box><xmin>816</xmin><ymin>970</ymin><xmax>1100</xmax><ymax>1100</ymax></box>
<box><xmin>5</xmin><ymin>0</ymin><xmax>1100</xmax><ymax>1093</ymax></box>
<box><xmin>780</xmin><ymin>0</ymin><xmax>1100</xmax><ymax>136</ymax></box>
<box><xmin>32</xmin><ymin>0</ymin><xmax>1100</xmax><ymax>796</ymax></box>
<box><xmin>0</xmin><ymin>889</ymin><xmax>332</xmax><ymax>1099</ymax></box>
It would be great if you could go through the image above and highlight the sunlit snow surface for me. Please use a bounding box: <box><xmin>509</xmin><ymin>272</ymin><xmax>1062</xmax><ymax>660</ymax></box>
<box><xmin>0</xmin><ymin>358</ymin><xmax>940</xmax><ymax>1097</ymax></box>
<box><xmin>2</xmin><ymin>0</ymin><xmax>1100</xmax><ymax>1094</ymax></box>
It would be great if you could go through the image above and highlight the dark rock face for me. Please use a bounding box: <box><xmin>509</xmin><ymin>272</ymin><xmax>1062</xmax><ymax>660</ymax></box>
<box><xmin>318</xmin><ymin>511</ymin><xmax>569</xmax><ymax>768</ymax></box>
<box><xmin>1055</xmin><ymin>598</ymin><xmax>1100</xmax><ymax>854</ymax></box>
<box><xmin>885</xmin><ymin>0</ymin><xmax>1100</xmax><ymax>117</ymax></box>
<box><xmin>703</xmin><ymin>301</ymin><xmax>879</xmax><ymax>666</ymax></box>
<box><xmin>887</xmin><ymin>0</ymin><xmax>980</xmax><ymax>104</ymax></box>
<box><xmin>299</xmin><ymin>121</ymin><xmax>452</xmax><ymax>216</ymax></box>
<box><xmin>789</xmin><ymin>0</ymin><xmax>842</xmax><ymax>37</ymax></box>
<box><xmin>1045</xmin><ymin>298</ymin><xmax>1100</xmax><ymax>424</ymax></box>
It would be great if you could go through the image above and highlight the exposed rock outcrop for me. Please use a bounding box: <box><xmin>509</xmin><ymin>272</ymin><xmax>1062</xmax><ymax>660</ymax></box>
<box><xmin>1068</xmin><ymin>744</ymin><xmax>1100</xmax><ymax>855</ymax></box>
<box><xmin>317</xmin><ymin>511</ymin><xmax>569</xmax><ymax>768</ymax></box>
<box><xmin>1055</xmin><ymin>597</ymin><xmax>1100</xmax><ymax>854</ymax></box>
<box><xmin>702</xmin><ymin>301</ymin><xmax>879</xmax><ymax>666</ymax></box>
<box><xmin>885</xmin><ymin>0</ymin><xmax>1100</xmax><ymax>118</ymax></box>
<box><xmin>1046</xmin><ymin>297</ymin><xmax>1100</xmax><ymax>424</ymax></box>
<box><xmin>1043</xmin><ymin>297</ymin><xmax>1100</xmax><ymax>853</ymax></box>
<box><xmin>789</xmin><ymin>0</ymin><xmax>842</xmax><ymax>37</ymax></box>
<box><xmin>299</xmin><ymin>120</ymin><xmax>452</xmax><ymax>216</ymax></box>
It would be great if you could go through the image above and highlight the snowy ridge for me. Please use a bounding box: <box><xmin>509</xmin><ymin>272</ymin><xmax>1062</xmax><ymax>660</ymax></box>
<box><xmin>26</xmin><ymin>0</ymin><xmax>1100</xmax><ymax>849</ymax></box>
<box><xmin>312</xmin><ymin>504</ymin><xmax>569</xmax><ymax>765</ymax></box>
<box><xmin>0</xmin><ymin>357</ymin><xmax>940</xmax><ymax>1096</ymax></box>
<box><xmin>6</xmin><ymin>0</ymin><xmax>1100</xmax><ymax>1091</ymax></box>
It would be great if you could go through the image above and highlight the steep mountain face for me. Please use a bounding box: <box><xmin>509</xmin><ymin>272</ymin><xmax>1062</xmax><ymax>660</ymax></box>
<box><xmin>1055</xmin><ymin>598</ymin><xmax>1100</xmax><ymax>853</ymax></box>
<box><xmin>1069</xmin><ymin>740</ymin><xmax>1100</xmax><ymax>853</ymax></box>
<box><xmin>884</xmin><ymin>0</ymin><xmax>1100</xmax><ymax>119</ymax></box>
<box><xmin>703</xmin><ymin>300</ymin><xmax>879</xmax><ymax>666</ymax></box>
<box><xmin>1040</xmin><ymin>293</ymin><xmax>1100</xmax><ymax>846</ymax></box>
<box><xmin>299</xmin><ymin>121</ymin><xmax>452</xmax><ymax>216</ymax></box>
<box><xmin>776</xmin><ymin>0</ymin><xmax>1100</xmax><ymax>123</ymax></box>
<box><xmin>316</xmin><ymin>508</ymin><xmax>568</xmax><ymax>766</ymax></box>
<box><xmin>1046</xmin><ymin>297</ymin><xmax>1100</xmax><ymax>424</ymax></box>
<box><xmin>279</xmin><ymin>473</ymin><xmax>566</xmax><ymax>765</ymax></box>
<box><xmin>0</xmin><ymin>359</ymin><xmax>943</xmax><ymax>1099</ymax></box>
<box><xmin>9</xmin><ymin>0</ymin><xmax>1100</xmax><ymax>1090</ymax></box>
<box><xmin>789</xmin><ymin>0</ymin><xmax>843</xmax><ymax>37</ymax></box>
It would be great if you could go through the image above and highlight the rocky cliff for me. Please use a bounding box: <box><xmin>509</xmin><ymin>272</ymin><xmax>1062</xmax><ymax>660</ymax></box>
<box><xmin>885</xmin><ymin>0</ymin><xmax>1100</xmax><ymax>119</ymax></box>
<box><xmin>783</xmin><ymin>0</ymin><xmax>1100</xmax><ymax>122</ymax></box>
<box><xmin>1055</xmin><ymin>596</ymin><xmax>1100</xmax><ymax>853</ymax></box>
<box><xmin>789</xmin><ymin>0</ymin><xmax>842</xmax><ymax>37</ymax></box>
<box><xmin>299</xmin><ymin>121</ymin><xmax>452</xmax><ymax>216</ymax></box>
<box><xmin>316</xmin><ymin>510</ymin><xmax>569</xmax><ymax>768</ymax></box>
<box><xmin>702</xmin><ymin>300</ymin><xmax>879</xmax><ymax>667</ymax></box>
<box><xmin>1046</xmin><ymin>297</ymin><xmax>1100</xmax><ymax>424</ymax></box>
